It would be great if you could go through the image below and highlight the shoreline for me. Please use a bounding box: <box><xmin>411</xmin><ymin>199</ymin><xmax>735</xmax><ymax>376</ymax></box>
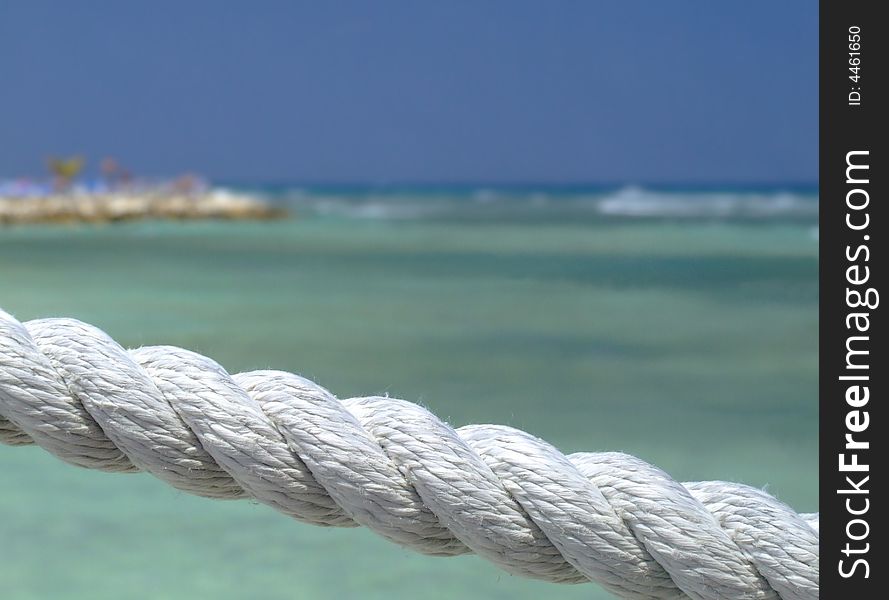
<box><xmin>0</xmin><ymin>191</ymin><xmax>286</xmax><ymax>224</ymax></box>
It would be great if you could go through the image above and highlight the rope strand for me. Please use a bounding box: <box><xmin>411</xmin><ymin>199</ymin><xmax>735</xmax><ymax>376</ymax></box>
<box><xmin>0</xmin><ymin>309</ymin><xmax>818</xmax><ymax>600</ymax></box>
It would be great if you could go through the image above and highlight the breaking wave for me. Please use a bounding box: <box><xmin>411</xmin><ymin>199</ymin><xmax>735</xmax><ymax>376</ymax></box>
<box><xmin>595</xmin><ymin>186</ymin><xmax>818</xmax><ymax>219</ymax></box>
<box><xmin>230</xmin><ymin>184</ymin><xmax>818</xmax><ymax>222</ymax></box>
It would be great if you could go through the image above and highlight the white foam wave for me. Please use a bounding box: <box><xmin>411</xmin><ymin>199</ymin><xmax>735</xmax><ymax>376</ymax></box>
<box><xmin>245</xmin><ymin>185</ymin><xmax>818</xmax><ymax>221</ymax></box>
<box><xmin>596</xmin><ymin>186</ymin><xmax>817</xmax><ymax>219</ymax></box>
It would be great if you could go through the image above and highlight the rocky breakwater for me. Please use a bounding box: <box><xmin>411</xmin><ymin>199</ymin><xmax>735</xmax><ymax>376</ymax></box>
<box><xmin>0</xmin><ymin>191</ymin><xmax>286</xmax><ymax>224</ymax></box>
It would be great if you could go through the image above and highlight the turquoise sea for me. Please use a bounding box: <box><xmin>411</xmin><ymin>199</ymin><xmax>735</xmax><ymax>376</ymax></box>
<box><xmin>0</xmin><ymin>184</ymin><xmax>818</xmax><ymax>599</ymax></box>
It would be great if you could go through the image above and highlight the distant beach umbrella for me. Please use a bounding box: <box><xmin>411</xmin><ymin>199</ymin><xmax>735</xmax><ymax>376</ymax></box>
<box><xmin>46</xmin><ymin>156</ymin><xmax>86</xmax><ymax>189</ymax></box>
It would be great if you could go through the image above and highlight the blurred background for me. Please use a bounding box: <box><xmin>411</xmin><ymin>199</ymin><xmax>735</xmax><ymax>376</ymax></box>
<box><xmin>1</xmin><ymin>2</ymin><xmax>817</xmax><ymax>599</ymax></box>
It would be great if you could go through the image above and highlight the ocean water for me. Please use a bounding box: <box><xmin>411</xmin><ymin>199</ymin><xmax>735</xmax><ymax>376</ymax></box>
<box><xmin>238</xmin><ymin>182</ymin><xmax>820</xmax><ymax>223</ymax></box>
<box><xmin>0</xmin><ymin>185</ymin><xmax>818</xmax><ymax>600</ymax></box>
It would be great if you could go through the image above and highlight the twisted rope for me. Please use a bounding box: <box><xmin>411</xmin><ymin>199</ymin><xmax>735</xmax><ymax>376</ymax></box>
<box><xmin>0</xmin><ymin>310</ymin><xmax>818</xmax><ymax>600</ymax></box>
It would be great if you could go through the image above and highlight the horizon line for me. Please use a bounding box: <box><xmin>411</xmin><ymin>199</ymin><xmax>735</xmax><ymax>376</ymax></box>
<box><xmin>213</xmin><ymin>179</ymin><xmax>820</xmax><ymax>188</ymax></box>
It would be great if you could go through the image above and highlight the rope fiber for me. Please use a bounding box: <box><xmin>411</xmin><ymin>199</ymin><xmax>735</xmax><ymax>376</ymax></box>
<box><xmin>0</xmin><ymin>309</ymin><xmax>818</xmax><ymax>599</ymax></box>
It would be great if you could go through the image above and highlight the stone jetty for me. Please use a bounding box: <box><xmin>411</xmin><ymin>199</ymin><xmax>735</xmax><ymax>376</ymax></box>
<box><xmin>0</xmin><ymin>191</ymin><xmax>286</xmax><ymax>224</ymax></box>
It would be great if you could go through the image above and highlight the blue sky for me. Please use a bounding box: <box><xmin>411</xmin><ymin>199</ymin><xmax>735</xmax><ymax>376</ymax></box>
<box><xmin>0</xmin><ymin>1</ymin><xmax>817</xmax><ymax>183</ymax></box>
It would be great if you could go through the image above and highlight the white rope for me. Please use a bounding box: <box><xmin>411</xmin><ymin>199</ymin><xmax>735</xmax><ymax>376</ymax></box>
<box><xmin>0</xmin><ymin>309</ymin><xmax>818</xmax><ymax>600</ymax></box>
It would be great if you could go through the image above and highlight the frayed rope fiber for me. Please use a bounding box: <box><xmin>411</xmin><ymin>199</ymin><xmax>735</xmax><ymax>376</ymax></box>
<box><xmin>0</xmin><ymin>309</ymin><xmax>818</xmax><ymax>600</ymax></box>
